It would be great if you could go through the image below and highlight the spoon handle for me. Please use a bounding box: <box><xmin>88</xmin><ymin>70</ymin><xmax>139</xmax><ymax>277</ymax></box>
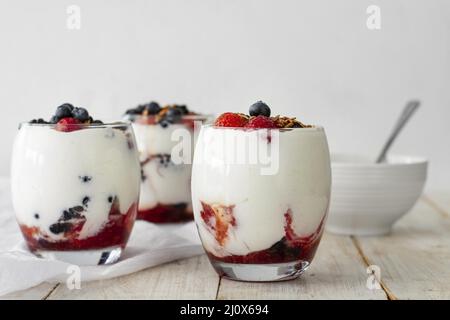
<box><xmin>376</xmin><ymin>100</ymin><xmax>421</xmax><ymax>163</ymax></box>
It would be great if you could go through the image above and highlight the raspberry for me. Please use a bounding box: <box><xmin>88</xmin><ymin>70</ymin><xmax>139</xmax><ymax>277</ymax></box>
<box><xmin>56</xmin><ymin>117</ymin><xmax>82</xmax><ymax>132</ymax></box>
<box><xmin>214</xmin><ymin>113</ymin><xmax>248</xmax><ymax>127</ymax></box>
<box><xmin>245</xmin><ymin>115</ymin><xmax>277</xmax><ymax>129</ymax></box>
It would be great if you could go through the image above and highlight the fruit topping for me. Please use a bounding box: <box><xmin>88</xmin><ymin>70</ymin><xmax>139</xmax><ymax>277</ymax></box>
<box><xmin>125</xmin><ymin>102</ymin><xmax>196</xmax><ymax>127</ymax></box>
<box><xmin>72</xmin><ymin>107</ymin><xmax>90</xmax><ymax>122</ymax></box>
<box><xmin>165</xmin><ymin>107</ymin><xmax>183</xmax><ymax>123</ymax></box>
<box><xmin>29</xmin><ymin>118</ymin><xmax>48</xmax><ymax>124</ymax></box>
<box><xmin>56</xmin><ymin>117</ymin><xmax>82</xmax><ymax>132</ymax></box>
<box><xmin>214</xmin><ymin>112</ymin><xmax>249</xmax><ymax>127</ymax></box>
<box><xmin>29</xmin><ymin>103</ymin><xmax>104</xmax><ymax>131</ymax></box>
<box><xmin>144</xmin><ymin>102</ymin><xmax>161</xmax><ymax>115</ymax></box>
<box><xmin>213</xmin><ymin>101</ymin><xmax>311</xmax><ymax>129</ymax></box>
<box><xmin>249</xmin><ymin>101</ymin><xmax>271</xmax><ymax>117</ymax></box>
<box><xmin>55</xmin><ymin>103</ymin><xmax>74</xmax><ymax>119</ymax></box>
<box><xmin>245</xmin><ymin>115</ymin><xmax>277</xmax><ymax>129</ymax></box>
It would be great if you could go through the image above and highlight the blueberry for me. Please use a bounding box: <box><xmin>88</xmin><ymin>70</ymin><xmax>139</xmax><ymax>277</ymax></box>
<box><xmin>145</xmin><ymin>102</ymin><xmax>161</xmax><ymax>115</ymax></box>
<box><xmin>165</xmin><ymin>107</ymin><xmax>182</xmax><ymax>124</ymax></box>
<box><xmin>59</xmin><ymin>103</ymin><xmax>74</xmax><ymax>111</ymax></box>
<box><xmin>72</xmin><ymin>206</ymin><xmax>84</xmax><ymax>213</ymax></box>
<box><xmin>136</xmin><ymin>105</ymin><xmax>146</xmax><ymax>113</ymax></box>
<box><xmin>108</xmin><ymin>196</ymin><xmax>114</xmax><ymax>203</ymax></box>
<box><xmin>55</xmin><ymin>104</ymin><xmax>73</xmax><ymax>119</ymax></box>
<box><xmin>166</xmin><ymin>107</ymin><xmax>182</xmax><ymax>118</ymax></box>
<box><xmin>82</xmin><ymin>196</ymin><xmax>90</xmax><ymax>206</ymax></box>
<box><xmin>62</xmin><ymin>207</ymin><xmax>84</xmax><ymax>221</ymax></box>
<box><xmin>159</xmin><ymin>120</ymin><xmax>170</xmax><ymax>128</ymax></box>
<box><xmin>125</xmin><ymin>108</ymin><xmax>139</xmax><ymax>115</ymax></box>
<box><xmin>140</xmin><ymin>168</ymin><xmax>147</xmax><ymax>182</ymax></box>
<box><xmin>30</xmin><ymin>119</ymin><xmax>47</xmax><ymax>124</ymax></box>
<box><xmin>79</xmin><ymin>176</ymin><xmax>92</xmax><ymax>183</ymax></box>
<box><xmin>249</xmin><ymin>101</ymin><xmax>271</xmax><ymax>117</ymax></box>
<box><xmin>158</xmin><ymin>154</ymin><xmax>171</xmax><ymax>167</ymax></box>
<box><xmin>62</xmin><ymin>210</ymin><xmax>72</xmax><ymax>221</ymax></box>
<box><xmin>269</xmin><ymin>237</ymin><xmax>301</xmax><ymax>259</ymax></box>
<box><xmin>72</xmin><ymin>107</ymin><xmax>90</xmax><ymax>122</ymax></box>
<box><xmin>34</xmin><ymin>213</ymin><xmax>40</xmax><ymax>219</ymax></box>
<box><xmin>49</xmin><ymin>222</ymin><xmax>71</xmax><ymax>234</ymax></box>
<box><xmin>177</xmin><ymin>105</ymin><xmax>189</xmax><ymax>115</ymax></box>
<box><xmin>157</xmin><ymin>154</ymin><xmax>171</xmax><ymax>167</ymax></box>
<box><xmin>50</xmin><ymin>115</ymin><xmax>60</xmax><ymax>124</ymax></box>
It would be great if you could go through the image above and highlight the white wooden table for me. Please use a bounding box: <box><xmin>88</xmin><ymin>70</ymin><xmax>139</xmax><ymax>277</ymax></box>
<box><xmin>4</xmin><ymin>193</ymin><xmax>450</xmax><ymax>300</ymax></box>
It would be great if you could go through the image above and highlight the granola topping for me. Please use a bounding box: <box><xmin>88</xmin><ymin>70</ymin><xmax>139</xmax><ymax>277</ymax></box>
<box><xmin>271</xmin><ymin>115</ymin><xmax>312</xmax><ymax>129</ymax></box>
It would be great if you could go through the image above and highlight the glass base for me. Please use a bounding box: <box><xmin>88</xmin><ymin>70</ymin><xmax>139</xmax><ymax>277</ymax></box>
<box><xmin>34</xmin><ymin>246</ymin><xmax>122</xmax><ymax>266</ymax></box>
<box><xmin>211</xmin><ymin>260</ymin><xmax>310</xmax><ymax>282</ymax></box>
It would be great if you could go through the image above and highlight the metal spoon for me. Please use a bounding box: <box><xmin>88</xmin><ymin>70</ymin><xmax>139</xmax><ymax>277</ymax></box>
<box><xmin>376</xmin><ymin>100</ymin><xmax>421</xmax><ymax>163</ymax></box>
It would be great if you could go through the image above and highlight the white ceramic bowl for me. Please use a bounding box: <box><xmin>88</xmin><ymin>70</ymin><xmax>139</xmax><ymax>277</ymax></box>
<box><xmin>326</xmin><ymin>154</ymin><xmax>428</xmax><ymax>236</ymax></box>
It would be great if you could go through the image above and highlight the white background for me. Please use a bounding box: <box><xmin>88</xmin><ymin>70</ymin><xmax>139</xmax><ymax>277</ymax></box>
<box><xmin>0</xmin><ymin>0</ymin><xmax>448</xmax><ymax>191</ymax></box>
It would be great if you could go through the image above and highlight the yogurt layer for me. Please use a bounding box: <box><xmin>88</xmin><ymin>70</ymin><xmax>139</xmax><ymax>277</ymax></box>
<box><xmin>191</xmin><ymin>126</ymin><xmax>331</xmax><ymax>257</ymax></box>
<box><xmin>11</xmin><ymin>124</ymin><xmax>141</xmax><ymax>240</ymax></box>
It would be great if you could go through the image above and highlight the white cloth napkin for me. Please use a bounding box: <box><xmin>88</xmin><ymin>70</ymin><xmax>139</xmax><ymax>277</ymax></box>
<box><xmin>0</xmin><ymin>177</ymin><xmax>203</xmax><ymax>296</ymax></box>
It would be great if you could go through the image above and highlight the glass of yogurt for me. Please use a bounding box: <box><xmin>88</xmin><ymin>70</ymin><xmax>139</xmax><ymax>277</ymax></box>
<box><xmin>11</xmin><ymin>104</ymin><xmax>141</xmax><ymax>265</ymax></box>
<box><xmin>191</xmin><ymin>101</ymin><xmax>331</xmax><ymax>281</ymax></box>
<box><xmin>124</xmin><ymin>102</ymin><xmax>210</xmax><ymax>223</ymax></box>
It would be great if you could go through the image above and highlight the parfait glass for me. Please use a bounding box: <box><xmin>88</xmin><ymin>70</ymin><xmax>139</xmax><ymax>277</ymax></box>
<box><xmin>11</xmin><ymin>122</ymin><xmax>141</xmax><ymax>265</ymax></box>
<box><xmin>191</xmin><ymin>125</ymin><xmax>331</xmax><ymax>281</ymax></box>
<box><xmin>130</xmin><ymin>114</ymin><xmax>210</xmax><ymax>223</ymax></box>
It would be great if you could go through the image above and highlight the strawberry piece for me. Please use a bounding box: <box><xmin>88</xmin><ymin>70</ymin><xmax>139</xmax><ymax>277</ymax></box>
<box><xmin>214</xmin><ymin>113</ymin><xmax>248</xmax><ymax>127</ymax></box>
<box><xmin>56</xmin><ymin>117</ymin><xmax>82</xmax><ymax>132</ymax></box>
<box><xmin>245</xmin><ymin>115</ymin><xmax>277</xmax><ymax>129</ymax></box>
<box><xmin>200</xmin><ymin>202</ymin><xmax>236</xmax><ymax>246</ymax></box>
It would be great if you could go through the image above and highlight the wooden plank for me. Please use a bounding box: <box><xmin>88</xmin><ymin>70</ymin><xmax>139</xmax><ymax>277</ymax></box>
<box><xmin>354</xmin><ymin>199</ymin><xmax>450</xmax><ymax>299</ymax></box>
<box><xmin>217</xmin><ymin>233</ymin><xmax>387</xmax><ymax>300</ymax></box>
<box><xmin>47</xmin><ymin>255</ymin><xmax>219</xmax><ymax>300</ymax></box>
<box><xmin>423</xmin><ymin>192</ymin><xmax>450</xmax><ymax>218</ymax></box>
<box><xmin>1</xmin><ymin>283</ymin><xmax>57</xmax><ymax>300</ymax></box>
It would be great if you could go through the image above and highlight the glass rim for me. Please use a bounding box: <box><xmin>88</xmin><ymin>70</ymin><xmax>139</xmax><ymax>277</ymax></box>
<box><xmin>124</xmin><ymin>114</ymin><xmax>214</xmax><ymax>121</ymax></box>
<box><xmin>18</xmin><ymin>121</ymin><xmax>131</xmax><ymax>129</ymax></box>
<box><xmin>201</xmin><ymin>124</ymin><xmax>324</xmax><ymax>131</ymax></box>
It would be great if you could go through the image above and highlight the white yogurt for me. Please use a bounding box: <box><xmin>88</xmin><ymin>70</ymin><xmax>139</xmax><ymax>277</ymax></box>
<box><xmin>11</xmin><ymin>124</ymin><xmax>141</xmax><ymax>240</ymax></box>
<box><xmin>191</xmin><ymin>125</ymin><xmax>331</xmax><ymax>257</ymax></box>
